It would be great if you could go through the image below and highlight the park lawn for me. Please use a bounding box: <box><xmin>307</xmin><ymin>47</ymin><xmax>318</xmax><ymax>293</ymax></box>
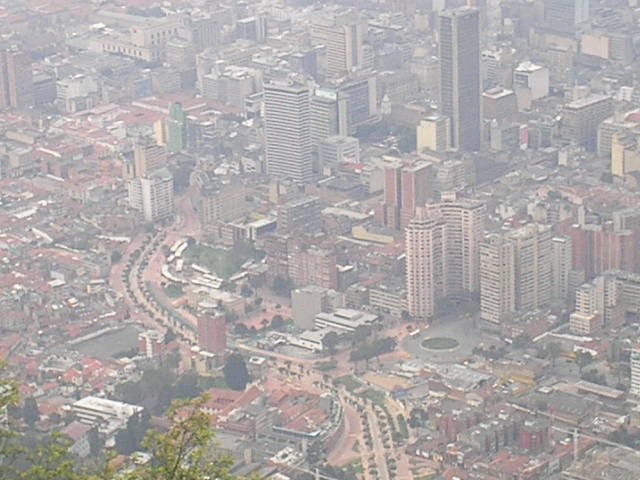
<box><xmin>164</xmin><ymin>284</ymin><xmax>183</xmax><ymax>298</ymax></box>
<box><xmin>334</xmin><ymin>375</ymin><xmax>362</xmax><ymax>392</ymax></box>
<box><xmin>185</xmin><ymin>244</ymin><xmax>246</xmax><ymax>279</ymax></box>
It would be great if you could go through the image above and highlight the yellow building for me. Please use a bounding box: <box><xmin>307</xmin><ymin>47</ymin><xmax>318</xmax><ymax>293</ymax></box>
<box><xmin>611</xmin><ymin>133</ymin><xmax>640</xmax><ymax>177</ymax></box>
<box><xmin>417</xmin><ymin>115</ymin><xmax>450</xmax><ymax>153</ymax></box>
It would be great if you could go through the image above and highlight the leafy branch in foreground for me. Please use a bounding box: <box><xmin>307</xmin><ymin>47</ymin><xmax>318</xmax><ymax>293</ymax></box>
<box><xmin>128</xmin><ymin>395</ymin><xmax>234</xmax><ymax>480</ymax></box>
<box><xmin>0</xmin><ymin>365</ymin><xmax>238</xmax><ymax>480</ymax></box>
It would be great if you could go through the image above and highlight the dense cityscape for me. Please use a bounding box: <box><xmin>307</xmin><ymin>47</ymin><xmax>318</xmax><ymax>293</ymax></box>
<box><xmin>1</xmin><ymin>0</ymin><xmax>640</xmax><ymax>478</ymax></box>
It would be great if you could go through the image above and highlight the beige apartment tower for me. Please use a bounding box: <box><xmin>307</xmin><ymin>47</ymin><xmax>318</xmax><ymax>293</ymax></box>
<box><xmin>405</xmin><ymin>209</ymin><xmax>447</xmax><ymax>319</ymax></box>
<box><xmin>480</xmin><ymin>234</ymin><xmax>516</xmax><ymax>323</ymax></box>
<box><xmin>133</xmin><ymin>138</ymin><xmax>168</xmax><ymax>178</ymax></box>
<box><xmin>425</xmin><ymin>193</ymin><xmax>485</xmax><ymax>295</ymax></box>
<box><xmin>508</xmin><ymin>223</ymin><xmax>553</xmax><ymax>312</ymax></box>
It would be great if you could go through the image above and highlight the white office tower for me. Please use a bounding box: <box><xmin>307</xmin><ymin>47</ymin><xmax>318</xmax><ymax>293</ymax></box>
<box><xmin>264</xmin><ymin>81</ymin><xmax>312</xmax><ymax>183</ymax></box>
<box><xmin>128</xmin><ymin>168</ymin><xmax>174</xmax><ymax>222</ymax></box>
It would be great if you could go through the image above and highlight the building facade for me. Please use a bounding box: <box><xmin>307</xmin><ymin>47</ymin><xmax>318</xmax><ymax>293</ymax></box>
<box><xmin>405</xmin><ymin>208</ymin><xmax>447</xmax><ymax>319</ymax></box>
<box><xmin>439</xmin><ymin>7</ymin><xmax>481</xmax><ymax>151</ymax></box>
<box><xmin>264</xmin><ymin>82</ymin><xmax>312</xmax><ymax>183</ymax></box>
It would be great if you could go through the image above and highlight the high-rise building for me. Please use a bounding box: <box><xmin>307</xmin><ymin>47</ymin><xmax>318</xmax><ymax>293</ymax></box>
<box><xmin>318</xmin><ymin>136</ymin><xmax>359</xmax><ymax>168</ymax></box>
<box><xmin>405</xmin><ymin>208</ymin><xmax>447</xmax><ymax>319</ymax></box>
<box><xmin>508</xmin><ymin>224</ymin><xmax>553</xmax><ymax>312</ymax></box>
<box><xmin>127</xmin><ymin>168</ymin><xmax>175</xmax><ymax>222</ymax></box>
<box><xmin>631</xmin><ymin>342</ymin><xmax>640</xmax><ymax>396</ymax></box>
<box><xmin>264</xmin><ymin>81</ymin><xmax>312</xmax><ymax>183</ymax></box>
<box><xmin>236</xmin><ymin>16</ymin><xmax>268</xmax><ymax>43</ymax></box>
<box><xmin>376</xmin><ymin>159</ymin><xmax>432</xmax><ymax>230</ymax></box>
<box><xmin>417</xmin><ymin>115</ymin><xmax>451</xmax><ymax>153</ymax></box>
<box><xmin>288</xmin><ymin>246</ymin><xmax>338</xmax><ymax>290</ymax></box>
<box><xmin>197</xmin><ymin>313</ymin><xmax>227</xmax><ymax>354</ymax></box>
<box><xmin>166</xmin><ymin>102</ymin><xmax>187</xmax><ymax>153</ymax></box>
<box><xmin>551</xmin><ymin>236</ymin><xmax>572</xmax><ymax>302</ymax></box>
<box><xmin>513</xmin><ymin>61</ymin><xmax>549</xmax><ymax>110</ymax></box>
<box><xmin>561</xmin><ymin>95</ymin><xmax>613</xmax><ymax>151</ymax></box>
<box><xmin>0</xmin><ymin>47</ymin><xmax>33</xmax><ymax>109</ymax></box>
<box><xmin>339</xmin><ymin>75</ymin><xmax>378</xmax><ymax>134</ymax></box>
<box><xmin>133</xmin><ymin>137</ymin><xmax>167</xmax><ymax>178</ymax></box>
<box><xmin>276</xmin><ymin>196</ymin><xmax>322</xmax><ymax>234</ymax></box>
<box><xmin>439</xmin><ymin>7</ymin><xmax>481</xmax><ymax>151</ymax></box>
<box><xmin>199</xmin><ymin>180</ymin><xmax>247</xmax><ymax>236</ymax></box>
<box><xmin>543</xmin><ymin>0</ymin><xmax>589</xmax><ymax>34</ymax></box>
<box><xmin>138</xmin><ymin>330</ymin><xmax>166</xmax><ymax>359</ymax></box>
<box><xmin>560</xmin><ymin>217</ymin><xmax>638</xmax><ymax>279</ymax></box>
<box><xmin>311</xmin><ymin>8</ymin><xmax>365</xmax><ymax>78</ymax></box>
<box><xmin>480</xmin><ymin>234</ymin><xmax>516</xmax><ymax>324</ymax></box>
<box><xmin>425</xmin><ymin>193</ymin><xmax>486</xmax><ymax>295</ymax></box>
<box><xmin>310</xmin><ymin>91</ymin><xmax>349</xmax><ymax>143</ymax></box>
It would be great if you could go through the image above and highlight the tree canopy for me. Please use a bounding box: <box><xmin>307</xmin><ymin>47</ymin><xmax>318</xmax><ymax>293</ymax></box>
<box><xmin>223</xmin><ymin>354</ymin><xmax>249</xmax><ymax>391</ymax></box>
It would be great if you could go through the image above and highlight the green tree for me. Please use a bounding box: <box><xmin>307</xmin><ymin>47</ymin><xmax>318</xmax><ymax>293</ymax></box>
<box><xmin>576</xmin><ymin>351</ymin><xmax>594</xmax><ymax>373</ymax></box>
<box><xmin>272</xmin><ymin>276</ymin><xmax>292</xmax><ymax>297</ymax></box>
<box><xmin>270</xmin><ymin>315</ymin><xmax>285</xmax><ymax>330</ymax></box>
<box><xmin>223</xmin><ymin>354</ymin><xmax>249</xmax><ymax>391</ymax></box>
<box><xmin>164</xmin><ymin>329</ymin><xmax>177</xmax><ymax>345</ymax></box>
<box><xmin>116</xmin><ymin>411</ymin><xmax>150</xmax><ymax>455</ymax></box>
<box><xmin>545</xmin><ymin>342</ymin><xmax>562</xmax><ymax>367</ymax></box>
<box><xmin>322</xmin><ymin>332</ymin><xmax>339</xmax><ymax>356</ymax></box>
<box><xmin>351</xmin><ymin>325</ymin><xmax>372</xmax><ymax>346</ymax></box>
<box><xmin>87</xmin><ymin>427</ymin><xmax>102</xmax><ymax>458</ymax></box>
<box><xmin>397</xmin><ymin>130</ymin><xmax>416</xmax><ymax>153</ymax></box>
<box><xmin>135</xmin><ymin>396</ymin><xmax>235</xmax><ymax>480</ymax></box>
<box><xmin>110</xmin><ymin>250</ymin><xmax>123</xmax><ymax>264</ymax></box>
<box><xmin>22</xmin><ymin>397</ymin><xmax>39</xmax><ymax>428</ymax></box>
<box><xmin>233</xmin><ymin>323</ymin><xmax>250</xmax><ymax>336</ymax></box>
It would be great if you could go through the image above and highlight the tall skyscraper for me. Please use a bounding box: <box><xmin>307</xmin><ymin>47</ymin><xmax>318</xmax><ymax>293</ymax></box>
<box><xmin>133</xmin><ymin>137</ymin><xmax>167</xmax><ymax>178</ymax></box>
<box><xmin>508</xmin><ymin>223</ymin><xmax>553</xmax><ymax>312</ymax></box>
<box><xmin>166</xmin><ymin>102</ymin><xmax>187</xmax><ymax>153</ymax></box>
<box><xmin>544</xmin><ymin>0</ymin><xmax>589</xmax><ymax>34</ymax></box>
<box><xmin>264</xmin><ymin>81</ymin><xmax>312</xmax><ymax>183</ymax></box>
<box><xmin>405</xmin><ymin>208</ymin><xmax>447</xmax><ymax>319</ymax></box>
<box><xmin>311</xmin><ymin>8</ymin><xmax>365</xmax><ymax>78</ymax></box>
<box><xmin>480</xmin><ymin>234</ymin><xmax>516</xmax><ymax>324</ymax></box>
<box><xmin>310</xmin><ymin>90</ymin><xmax>348</xmax><ymax>143</ymax></box>
<box><xmin>551</xmin><ymin>236</ymin><xmax>572</xmax><ymax>302</ymax></box>
<box><xmin>561</xmin><ymin>95</ymin><xmax>613</xmax><ymax>151</ymax></box>
<box><xmin>439</xmin><ymin>7</ymin><xmax>481</xmax><ymax>151</ymax></box>
<box><xmin>376</xmin><ymin>159</ymin><xmax>432</xmax><ymax>230</ymax></box>
<box><xmin>0</xmin><ymin>46</ymin><xmax>33</xmax><ymax>109</ymax></box>
<box><xmin>425</xmin><ymin>193</ymin><xmax>486</xmax><ymax>295</ymax></box>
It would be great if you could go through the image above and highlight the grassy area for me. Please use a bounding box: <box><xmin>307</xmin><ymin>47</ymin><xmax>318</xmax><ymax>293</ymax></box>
<box><xmin>421</xmin><ymin>337</ymin><xmax>459</xmax><ymax>350</ymax></box>
<box><xmin>334</xmin><ymin>375</ymin><xmax>362</xmax><ymax>392</ymax></box>
<box><xmin>396</xmin><ymin>414</ymin><xmax>409</xmax><ymax>441</ymax></box>
<box><xmin>163</xmin><ymin>284</ymin><xmax>183</xmax><ymax>298</ymax></box>
<box><xmin>346</xmin><ymin>460</ymin><xmax>364</xmax><ymax>475</ymax></box>
<box><xmin>316</xmin><ymin>359</ymin><xmax>338</xmax><ymax>371</ymax></box>
<box><xmin>184</xmin><ymin>244</ymin><xmax>248</xmax><ymax>279</ymax></box>
<box><xmin>363</xmin><ymin>388</ymin><xmax>387</xmax><ymax>407</ymax></box>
